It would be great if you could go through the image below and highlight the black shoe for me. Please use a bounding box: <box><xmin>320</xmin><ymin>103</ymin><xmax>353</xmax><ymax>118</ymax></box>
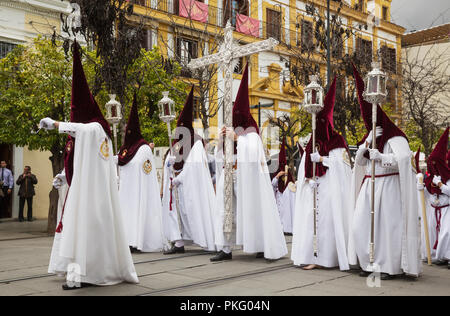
<box><xmin>435</xmin><ymin>260</ymin><xmax>448</xmax><ymax>266</ymax></box>
<box><xmin>130</xmin><ymin>247</ymin><xmax>141</xmax><ymax>254</ymax></box>
<box><xmin>284</xmin><ymin>232</ymin><xmax>293</xmax><ymax>236</ymax></box>
<box><xmin>359</xmin><ymin>271</ymin><xmax>370</xmax><ymax>277</ymax></box>
<box><xmin>380</xmin><ymin>273</ymin><xmax>395</xmax><ymax>280</ymax></box>
<box><xmin>18</xmin><ymin>218</ymin><xmax>24</xmax><ymax>222</ymax></box>
<box><xmin>62</xmin><ymin>282</ymin><xmax>92</xmax><ymax>290</ymax></box>
<box><xmin>163</xmin><ymin>246</ymin><xmax>185</xmax><ymax>255</ymax></box>
<box><xmin>210</xmin><ymin>251</ymin><xmax>232</xmax><ymax>262</ymax></box>
<box><xmin>27</xmin><ymin>218</ymin><xmax>34</xmax><ymax>222</ymax></box>
<box><xmin>256</xmin><ymin>252</ymin><xmax>265</xmax><ymax>259</ymax></box>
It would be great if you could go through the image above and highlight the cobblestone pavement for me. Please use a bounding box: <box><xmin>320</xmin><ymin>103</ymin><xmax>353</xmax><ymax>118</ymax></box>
<box><xmin>0</xmin><ymin>220</ymin><xmax>448</xmax><ymax>296</ymax></box>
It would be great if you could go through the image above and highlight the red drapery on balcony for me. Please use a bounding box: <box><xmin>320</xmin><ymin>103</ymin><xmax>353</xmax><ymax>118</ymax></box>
<box><xmin>179</xmin><ymin>0</ymin><xmax>208</xmax><ymax>23</ymax></box>
<box><xmin>236</xmin><ymin>14</ymin><xmax>260</xmax><ymax>37</ymax></box>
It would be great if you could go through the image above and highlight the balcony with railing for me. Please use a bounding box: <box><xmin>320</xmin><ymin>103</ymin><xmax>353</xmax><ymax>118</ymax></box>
<box><xmin>131</xmin><ymin>0</ymin><xmax>291</xmax><ymax>45</ymax></box>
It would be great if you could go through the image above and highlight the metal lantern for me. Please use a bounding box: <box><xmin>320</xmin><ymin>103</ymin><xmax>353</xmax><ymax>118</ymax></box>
<box><xmin>363</xmin><ymin>61</ymin><xmax>387</xmax><ymax>105</ymax></box>
<box><xmin>105</xmin><ymin>94</ymin><xmax>122</xmax><ymax>154</ymax></box>
<box><xmin>158</xmin><ymin>91</ymin><xmax>176</xmax><ymax>123</ymax></box>
<box><xmin>302</xmin><ymin>75</ymin><xmax>324</xmax><ymax>114</ymax></box>
<box><xmin>105</xmin><ymin>94</ymin><xmax>122</xmax><ymax>125</ymax></box>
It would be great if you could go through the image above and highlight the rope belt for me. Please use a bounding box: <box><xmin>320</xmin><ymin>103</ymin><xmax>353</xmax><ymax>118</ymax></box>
<box><xmin>431</xmin><ymin>204</ymin><xmax>449</xmax><ymax>250</ymax></box>
<box><xmin>361</xmin><ymin>172</ymin><xmax>399</xmax><ymax>188</ymax></box>
<box><xmin>55</xmin><ymin>188</ymin><xmax>70</xmax><ymax>233</ymax></box>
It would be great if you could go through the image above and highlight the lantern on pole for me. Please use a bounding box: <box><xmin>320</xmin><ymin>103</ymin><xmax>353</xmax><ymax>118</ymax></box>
<box><xmin>362</xmin><ymin>61</ymin><xmax>387</xmax><ymax>266</ymax></box>
<box><xmin>105</xmin><ymin>94</ymin><xmax>122</xmax><ymax>154</ymax></box>
<box><xmin>302</xmin><ymin>75</ymin><xmax>324</xmax><ymax>258</ymax></box>
<box><xmin>158</xmin><ymin>91</ymin><xmax>176</xmax><ymax>152</ymax></box>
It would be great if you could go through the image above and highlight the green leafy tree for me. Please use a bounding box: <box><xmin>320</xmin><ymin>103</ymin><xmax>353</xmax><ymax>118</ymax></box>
<box><xmin>0</xmin><ymin>38</ymin><xmax>186</xmax><ymax>233</ymax></box>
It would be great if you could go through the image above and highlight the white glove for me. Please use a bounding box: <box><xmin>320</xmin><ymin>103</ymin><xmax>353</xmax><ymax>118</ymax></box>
<box><xmin>416</xmin><ymin>173</ymin><xmax>424</xmax><ymax>191</ymax></box>
<box><xmin>355</xmin><ymin>147</ymin><xmax>368</xmax><ymax>166</ymax></box>
<box><xmin>39</xmin><ymin>117</ymin><xmax>56</xmax><ymax>130</ymax></box>
<box><xmin>113</xmin><ymin>155</ymin><xmax>118</xmax><ymax>166</ymax></box>
<box><xmin>308</xmin><ymin>179</ymin><xmax>318</xmax><ymax>190</ymax></box>
<box><xmin>432</xmin><ymin>175</ymin><xmax>442</xmax><ymax>186</ymax></box>
<box><xmin>310</xmin><ymin>152</ymin><xmax>322</xmax><ymax>163</ymax></box>
<box><xmin>366</xmin><ymin>127</ymin><xmax>383</xmax><ymax>145</ymax></box>
<box><xmin>369</xmin><ymin>149</ymin><xmax>383</xmax><ymax>161</ymax></box>
<box><xmin>52</xmin><ymin>173</ymin><xmax>67</xmax><ymax>189</ymax></box>
<box><xmin>172</xmin><ymin>176</ymin><xmax>182</xmax><ymax>187</ymax></box>
<box><xmin>167</xmin><ymin>155</ymin><xmax>176</xmax><ymax>167</ymax></box>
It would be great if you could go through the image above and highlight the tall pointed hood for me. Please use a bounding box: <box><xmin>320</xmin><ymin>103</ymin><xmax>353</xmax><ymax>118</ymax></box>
<box><xmin>304</xmin><ymin>76</ymin><xmax>347</xmax><ymax>179</ymax></box>
<box><xmin>172</xmin><ymin>86</ymin><xmax>202</xmax><ymax>171</ymax></box>
<box><xmin>118</xmin><ymin>94</ymin><xmax>149</xmax><ymax>166</ymax></box>
<box><xmin>232</xmin><ymin>64</ymin><xmax>259</xmax><ymax>135</ymax></box>
<box><xmin>64</xmin><ymin>42</ymin><xmax>111</xmax><ymax>186</ymax></box>
<box><xmin>425</xmin><ymin>127</ymin><xmax>450</xmax><ymax>195</ymax></box>
<box><xmin>446</xmin><ymin>150</ymin><xmax>450</xmax><ymax>168</ymax></box>
<box><xmin>415</xmin><ymin>147</ymin><xmax>421</xmax><ymax>174</ymax></box>
<box><xmin>277</xmin><ymin>137</ymin><xmax>294</xmax><ymax>193</ymax></box>
<box><xmin>70</xmin><ymin>41</ymin><xmax>111</xmax><ymax>137</ymax></box>
<box><xmin>352</xmin><ymin>63</ymin><xmax>406</xmax><ymax>152</ymax></box>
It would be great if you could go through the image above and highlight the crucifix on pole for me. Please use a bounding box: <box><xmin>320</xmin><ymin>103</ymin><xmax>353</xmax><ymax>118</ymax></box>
<box><xmin>188</xmin><ymin>21</ymin><xmax>278</xmax><ymax>237</ymax></box>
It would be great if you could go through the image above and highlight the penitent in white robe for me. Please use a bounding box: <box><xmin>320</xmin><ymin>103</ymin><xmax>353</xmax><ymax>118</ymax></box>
<box><xmin>118</xmin><ymin>145</ymin><xmax>167</xmax><ymax>252</ymax></box>
<box><xmin>349</xmin><ymin>136</ymin><xmax>421</xmax><ymax>276</ymax></box>
<box><xmin>422</xmin><ymin>180</ymin><xmax>450</xmax><ymax>262</ymax></box>
<box><xmin>48</xmin><ymin>177</ymin><xmax>70</xmax><ymax>276</ymax></box>
<box><xmin>52</xmin><ymin>122</ymin><xmax>138</xmax><ymax>285</ymax></box>
<box><xmin>272</xmin><ymin>178</ymin><xmax>296</xmax><ymax>234</ymax></box>
<box><xmin>214</xmin><ymin>132</ymin><xmax>288</xmax><ymax>259</ymax></box>
<box><xmin>291</xmin><ymin>148</ymin><xmax>353</xmax><ymax>270</ymax></box>
<box><xmin>161</xmin><ymin>140</ymin><xmax>216</xmax><ymax>251</ymax></box>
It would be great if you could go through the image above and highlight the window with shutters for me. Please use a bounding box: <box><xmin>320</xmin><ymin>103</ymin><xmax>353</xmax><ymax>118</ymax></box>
<box><xmin>382</xmin><ymin>6</ymin><xmax>388</xmax><ymax>20</ymax></box>
<box><xmin>140</xmin><ymin>29</ymin><xmax>155</xmax><ymax>51</ymax></box>
<box><xmin>176</xmin><ymin>37</ymin><xmax>198</xmax><ymax>77</ymax></box>
<box><xmin>356</xmin><ymin>37</ymin><xmax>372</xmax><ymax>68</ymax></box>
<box><xmin>331</xmin><ymin>28</ymin><xmax>343</xmax><ymax>58</ymax></box>
<box><xmin>0</xmin><ymin>41</ymin><xmax>17</xmax><ymax>59</ymax></box>
<box><xmin>266</xmin><ymin>8</ymin><xmax>281</xmax><ymax>41</ymax></box>
<box><xmin>223</xmin><ymin>0</ymin><xmax>249</xmax><ymax>27</ymax></box>
<box><xmin>300</xmin><ymin>20</ymin><xmax>314</xmax><ymax>53</ymax></box>
<box><xmin>380</xmin><ymin>45</ymin><xmax>396</xmax><ymax>73</ymax></box>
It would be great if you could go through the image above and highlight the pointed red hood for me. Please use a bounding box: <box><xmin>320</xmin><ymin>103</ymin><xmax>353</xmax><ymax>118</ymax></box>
<box><xmin>304</xmin><ymin>76</ymin><xmax>347</xmax><ymax>179</ymax></box>
<box><xmin>425</xmin><ymin>127</ymin><xmax>450</xmax><ymax>195</ymax></box>
<box><xmin>173</xmin><ymin>86</ymin><xmax>203</xmax><ymax>171</ymax></box>
<box><xmin>64</xmin><ymin>42</ymin><xmax>111</xmax><ymax>186</ymax></box>
<box><xmin>446</xmin><ymin>150</ymin><xmax>450</xmax><ymax>168</ymax></box>
<box><xmin>118</xmin><ymin>94</ymin><xmax>149</xmax><ymax>166</ymax></box>
<box><xmin>277</xmin><ymin>137</ymin><xmax>294</xmax><ymax>193</ymax></box>
<box><xmin>415</xmin><ymin>147</ymin><xmax>421</xmax><ymax>173</ymax></box>
<box><xmin>233</xmin><ymin>64</ymin><xmax>259</xmax><ymax>135</ymax></box>
<box><xmin>352</xmin><ymin>63</ymin><xmax>407</xmax><ymax>152</ymax></box>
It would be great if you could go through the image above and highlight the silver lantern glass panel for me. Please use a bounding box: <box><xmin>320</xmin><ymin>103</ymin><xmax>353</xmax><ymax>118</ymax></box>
<box><xmin>158</xmin><ymin>91</ymin><xmax>176</xmax><ymax>123</ymax></box>
<box><xmin>105</xmin><ymin>94</ymin><xmax>122</xmax><ymax>125</ymax></box>
<box><xmin>363</xmin><ymin>62</ymin><xmax>387</xmax><ymax>105</ymax></box>
<box><xmin>302</xmin><ymin>75</ymin><xmax>324</xmax><ymax>115</ymax></box>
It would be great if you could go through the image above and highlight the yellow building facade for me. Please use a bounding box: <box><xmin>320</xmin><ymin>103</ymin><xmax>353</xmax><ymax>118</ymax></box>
<box><xmin>132</xmin><ymin>0</ymin><xmax>405</xmax><ymax>152</ymax></box>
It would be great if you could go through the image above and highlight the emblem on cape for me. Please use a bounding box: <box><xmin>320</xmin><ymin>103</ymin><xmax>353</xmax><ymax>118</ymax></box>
<box><xmin>121</xmin><ymin>149</ymin><xmax>128</xmax><ymax>158</ymax></box>
<box><xmin>143</xmin><ymin>159</ymin><xmax>152</xmax><ymax>174</ymax></box>
<box><xmin>343</xmin><ymin>150</ymin><xmax>351</xmax><ymax>166</ymax></box>
<box><xmin>174</xmin><ymin>142</ymin><xmax>181</xmax><ymax>153</ymax></box>
<box><xmin>99</xmin><ymin>138</ymin><xmax>110</xmax><ymax>160</ymax></box>
<box><xmin>288</xmin><ymin>182</ymin><xmax>297</xmax><ymax>192</ymax></box>
<box><xmin>65</xmin><ymin>140</ymin><xmax>73</xmax><ymax>154</ymax></box>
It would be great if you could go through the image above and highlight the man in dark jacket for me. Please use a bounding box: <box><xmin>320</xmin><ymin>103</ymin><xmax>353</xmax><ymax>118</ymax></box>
<box><xmin>16</xmin><ymin>166</ymin><xmax>38</xmax><ymax>222</ymax></box>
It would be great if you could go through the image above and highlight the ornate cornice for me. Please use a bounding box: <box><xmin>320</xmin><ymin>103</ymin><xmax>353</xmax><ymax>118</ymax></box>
<box><xmin>0</xmin><ymin>0</ymin><xmax>70</xmax><ymax>19</ymax></box>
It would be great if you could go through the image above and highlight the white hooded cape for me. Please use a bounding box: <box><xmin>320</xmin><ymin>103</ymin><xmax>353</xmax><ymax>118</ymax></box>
<box><xmin>48</xmin><ymin>179</ymin><xmax>70</xmax><ymax>275</ymax></box>
<box><xmin>291</xmin><ymin>147</ymin><xmax>353</xmax><ymax>270</ymax></box>
<box><xmin>348</xmin><ymin>136</ymin><xmax>421</xmax><ymax>276</ymax></box>
<box><xmin>118</xmin><ymin>144</ymin><xmax>167</xmax><ymax>252</ymax></box>
<box><xmin>56</xmin><ymin>122</ymin><xmax>138</xmax><ymax>285</ymax></box>
<box><xmin>214</xmin><ymin>132</ymin><xmax>288</xmax><ymax>259</ymax></box>
<box><xmin>161</xmin><ymin>139</ymin><xmax>216</xmax><ymax>251</ymax></box>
